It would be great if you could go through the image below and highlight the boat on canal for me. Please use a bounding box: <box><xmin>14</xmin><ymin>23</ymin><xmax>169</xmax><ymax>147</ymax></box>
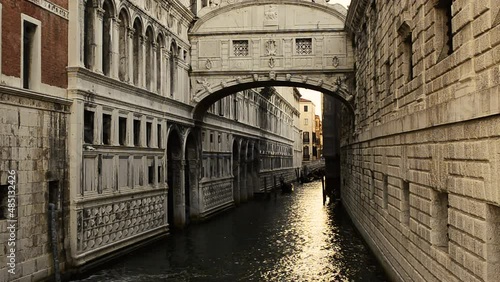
<box><xmin>280</xmin><ymin>176</ymin><xmax>293</xmax><ymax>193</ymax></box>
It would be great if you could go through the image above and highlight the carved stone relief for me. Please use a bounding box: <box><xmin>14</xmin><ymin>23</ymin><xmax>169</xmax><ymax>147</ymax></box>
<box><xmin>265</xmin><ymin>40</ymin><xmax>277</xmax><ymax>56</ymax></box>
<box><xmin>264</xmin><ymin>5</ymin><xmax>278</xmax><ymax>26</ymax></box>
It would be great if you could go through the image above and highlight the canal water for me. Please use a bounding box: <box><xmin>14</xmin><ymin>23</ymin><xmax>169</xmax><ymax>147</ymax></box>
<box><xmin>73</xmin><ymin>181</ymin><xmax>388</xmax><ymax>282</ymax></box>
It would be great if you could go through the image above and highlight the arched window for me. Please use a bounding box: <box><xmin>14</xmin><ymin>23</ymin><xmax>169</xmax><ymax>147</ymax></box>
<box><xmin>145</xmin><ymin>26</ymin><xmax>154</xmax><ymax>90</ymax></box>
<box><xmin>102</xmin><ymin>0</ymin><xmax>113</xmax><ymax>76</ymax></box>
<box><xmin>156</xmin><ymin>34</ymin><xmax>164</xmax><ymax>93</ymax></box>
<box><xmin>132</xmin><ymin>19</ymin><xmax>142</xmax><ymax>85</ymax></box>
<box><xmin>83</xmin><ymin>0</ymin><xmax>94</xmax><ymax>69</ymax></box>
<box><xmin>118</xmin><ymin>9</ymin><xmax>129</xmax><ymax>82</ymax></box>
<box><xmin>169</xmin><ymin>41</ymin><xmax>177</xmax><ymax>97</ymax></box>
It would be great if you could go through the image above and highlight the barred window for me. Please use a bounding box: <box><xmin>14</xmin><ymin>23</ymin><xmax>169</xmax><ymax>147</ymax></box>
<box><xmin>233</xmin><ymin>40</ymin><xmax>249</xmax><ymax>56</ymax></box>
<box><xmin>296</xmin><ymin>38</ymin><xmax>312</xmax><ymax>55</ymax></box>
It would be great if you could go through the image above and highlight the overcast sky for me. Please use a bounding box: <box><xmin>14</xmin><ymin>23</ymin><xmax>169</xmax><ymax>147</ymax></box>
<box><xmin>299</xmin><ymin>0</ymin><xmax>351</xmax><ymax>118</ymax></box>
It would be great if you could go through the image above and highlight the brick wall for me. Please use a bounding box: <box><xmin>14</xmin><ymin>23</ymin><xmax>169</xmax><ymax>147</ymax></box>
<box><xmin>1</xmin><ymin>0</ymin><xmax>68</xmax><ymax>88</ymax></box>
<box><xmin>343</xmin><ymin>0</ymin><xmax>500</xmax><ymax>281</ymax></box>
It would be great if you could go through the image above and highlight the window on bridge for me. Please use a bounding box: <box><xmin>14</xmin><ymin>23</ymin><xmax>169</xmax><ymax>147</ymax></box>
<box><xmin>233</xmin><ymin>40</ymin><xmax>249</xmax><ymax>56</ymax></box>
<box><xmin>296</xmin><ymin>38</ymin><xmax>312</xmax><ymax>55</ymax></box>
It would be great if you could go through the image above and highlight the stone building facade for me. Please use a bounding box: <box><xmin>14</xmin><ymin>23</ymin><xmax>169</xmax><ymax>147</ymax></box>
<box><xmin>299</xmin><ymin>97</ymin><xmax>317</xmax><ymax>161</ymax></box>
<box><xmin>0</xmin><ymin>0</ymin><xmax>70</xmax><ymax>281</ymax></box>
<box><xmin>343</xmin><ymin>0</ymin><xmax>500</xmax><ymax>281</ymax></box>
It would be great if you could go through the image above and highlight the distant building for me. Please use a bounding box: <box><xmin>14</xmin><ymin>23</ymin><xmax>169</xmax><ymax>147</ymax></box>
<box><xmin>299</xmin><ymin>97</ymin><xmax>317</xmax><ymax>161</ymax></box>
<box><xmin>314</xmin><ymin>114</ymin><xmax>323</xmax><ymax>158</ymax></box>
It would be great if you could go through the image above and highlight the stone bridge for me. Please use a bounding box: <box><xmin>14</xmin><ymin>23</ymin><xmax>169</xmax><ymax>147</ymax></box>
<box><xmin>188</xmin><ymin>0</ymin><xmax>355</xmax><ymax>120</ymax></box>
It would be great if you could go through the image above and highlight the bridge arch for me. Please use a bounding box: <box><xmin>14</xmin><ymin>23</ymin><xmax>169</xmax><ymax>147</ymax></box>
<box><xmin>189</xmin><ymin>0</ymin><xmax>354</xmax><ymax>121</ymax></box>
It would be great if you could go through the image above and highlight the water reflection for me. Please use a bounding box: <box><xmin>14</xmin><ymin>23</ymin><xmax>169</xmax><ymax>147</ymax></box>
<box><xmin>72</xmin><ymin>181</ymin><xmax>388</xmax><ymax>282</ymax></box>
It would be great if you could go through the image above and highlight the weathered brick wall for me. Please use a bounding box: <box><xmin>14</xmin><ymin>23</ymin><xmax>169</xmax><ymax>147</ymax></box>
<box><xmin>0</xmin><ymin>88</ymin><xmax>69</xmax><ymax>282</ymax></box>
<box><xmin>343</xmin><ymin>0</ymin><xmax>500</xmax><ymax>281</ymax></box>
<box><xmin>1</xmin><ymin>0</ymin><xmax>68</xmax><ymax>88</ymax></box>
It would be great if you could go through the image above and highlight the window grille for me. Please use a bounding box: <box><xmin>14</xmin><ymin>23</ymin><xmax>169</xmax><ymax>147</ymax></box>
<box><xmin>233</xmin><ymin>40</ymin><xmax>249</xmax><ymax>56</ymax></box>
<box><xmin>296</xmin><ymin>38</ymin><xmax>312</xmax><ymax>55</ymax></box>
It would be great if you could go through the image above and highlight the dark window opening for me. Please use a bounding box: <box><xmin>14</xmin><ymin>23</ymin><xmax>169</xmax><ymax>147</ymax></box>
<box><xmin>210</xmin><ymin>133</ymin><xmax>213</xmax><ymax>143</ymax></box>
<box><xmin>157</xmin><ymin>124</ymin><xmax>162</xmax><ymax>148</ymax></box>
<box><xmin>23</xmin><ymin>21</ymin><xmax>37</xmax><ymax>89</ymax></box>
<box><xmin>84</xmin><ymin>110</ymin><xmax>95</xmax><ymax>144</ymax></box>
<box><xmin>436</xmin><ymin>0</ymin><xmax>453</xmax><ymax>61</ymax></box>
<box><xmin>402</xmin><ymin>180</ymin><xmax>410</xmax><ymax>226</ymax></box>
<box><xmin>0</xmin><ymin>185</ymin><xmax>8</xmax><ymax>220</ymax></box>
<box><xmin>148</xmin><ymin>165</ymin><xmax>154</xmax><ymax>185</ymax></box>
<box><xmin>119</xmin><ymin>117</ymin><xmax>127</xmax><ymax>145</ymax></box>
<box><xmin>133</xmin><ymin>120</ymin><xmax>141</xmax><ymax>146</ymax></box>
<box><xmin>303</xmin><ymin>132</ymin><xmax>310</xmax><ymax>143</ymax></box>
<box><xmin>158</xmin><ymin>166</ymin><xmax>162</xmax><ymax>183</ymax></box>
<box><xmin>102</xmin><ymin>114</ymin><xmax>112</xmax><ymax>145</ymax></box>
<box><xmin>84</xmin><ymin>0</ymin><xmax>94</xmax><ymax>69</ymax></box>
<box><xmin>404</xmin><ymin>34</ymin><xmax>413</xmax><ymax>82</ymax></box>
<box><xmin>304</xmin><ymin>105</ymin><xmax>308</xmax><ymax>112</ymax></box>
<box><xmin>146</xmin><ymin>122</ymin><xmax>152</xmax><ymax>147</ymax></box>
<box><xmin>434</xmin><ymin>191</ymin><xmax>449</xmax><ymax>251</ymax></box>
<box><xmin>48</xmin><ymin>181</ymin><xmax>60</xmax><ymax>210</ymax></box>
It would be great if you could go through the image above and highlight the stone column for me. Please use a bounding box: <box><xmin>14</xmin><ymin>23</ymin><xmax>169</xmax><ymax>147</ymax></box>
<box><xmin>94</xmin><ymin>7</ymin><xmax>104</xmax><ymax>74</ymax></box>
<box><xmin>140</xmin><ymin>35</ymin><xmax>146</xmax><ymax>88</ymax></box>
<box><xmin>127</xmin><ymin>28</ymin><xmax>134</xmax><ymax>84</ymax></box>
<box><xmin>159</xmin><ymin>48</ymin><xmax>166</xmax><ymax>95</ymax></box>
<box><xmin>111</xmin><ymin>17</ymin><xmax>120</xmax><ymax>79</ymax></box>
<box><xmin>152</xmin><ymin>43</ymin><xmax>158</xmax><ymax>93</ymax></box>
<box><xmin>76</xmin><ymin>0</ymin><xmax>86</xmax><ymax>67</ymax></box>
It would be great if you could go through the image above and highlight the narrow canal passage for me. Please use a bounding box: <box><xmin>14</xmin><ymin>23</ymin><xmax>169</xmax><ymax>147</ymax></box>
<box><xmin>74</xmin><ymin>181</ymin><xmax>388</xmax><ymax>281</ymax></box>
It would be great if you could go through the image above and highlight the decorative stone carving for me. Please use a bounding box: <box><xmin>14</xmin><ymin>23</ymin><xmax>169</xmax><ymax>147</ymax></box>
<box><xmin>220</xmin><ymin>81</ymin><xmax>227</xmax><ymax>88</ymax></box>
<box><xmin>264</xmin><ymin>5</ymin><xmax>278</xmax><ymax>26</ymax></box>
<box><xmin>76</xmin><ymin>195</ymin><xmax>166</xmax><ymax>253</ymax></box>
<box><xmin>301</xmin><ymin>75</ymin><xmax>308</xmax><ymax>83</ymax></box>
<box><xmin>156</xmin><ymin>1</ymin><xmax>162</xmax><ymax>19</ymax></box>
<box><xmin>332</xmin><ymin>56</ymin><xmax>339</xmax><ymax>67</ymax></box>
<box><xmin>196</xmin><ymin>79</ymin><xmax>212</xmax><ymax>93</ymax></box>
<box><xmin>286</xmin><ymin>74</ymin><xmax>292</xmax><ymax>81</ymax></box>
<box><xmin>145</xmin><ymin>0</ymin><xmax>152</xmax><ymax>11</ymax></box>
<box><xmin>268</xmin><ymin>57</ymin><xmax>275</xmax><ymax>68</ymax></box>
<box><xmin>253</xmin><ymin>74</ymin><xmax>259</xmax><ymax>81</ymax></box>
<box><xmin>205</xmin><ymin>59</ymin><xmax>212</xmax><ymax>70</ymax></box>
<box><xmin>317</xmin><ymin>79</ymin><xmax>323</xmax><ymax>86</ymax></box>
<box><xmin>269</xmin><ymin>71</ymin><xmax>276</xmax><ymax>80</ymax></box>
<box><xmin>265</xmin><ymin>40</ymin><xmax>277</xmax><ymax>56</ymax></box>
<box><xmin>167</xmin><ymin>13</ymin><xmax>174</xmax><ymax>28</ymax></box>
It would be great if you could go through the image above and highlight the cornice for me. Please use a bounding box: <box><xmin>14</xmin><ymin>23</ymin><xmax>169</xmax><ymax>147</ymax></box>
<box><xmin>345</xmin><ymin>0</ymin><xmax>370</xmax><ymax>33</ymax></box>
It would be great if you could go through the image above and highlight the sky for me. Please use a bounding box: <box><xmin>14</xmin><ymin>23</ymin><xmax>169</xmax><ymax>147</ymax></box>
<box><xmin>299</xmin><ymin>0</ymin><xmax>351</xmax><ymax>119</ymax></box>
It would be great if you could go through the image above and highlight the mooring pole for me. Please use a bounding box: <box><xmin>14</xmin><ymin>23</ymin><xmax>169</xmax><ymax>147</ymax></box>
<box><xmin>322</xmin><ymin>176</ymin><xmax>326</xmax><ymax>205</ymax></box>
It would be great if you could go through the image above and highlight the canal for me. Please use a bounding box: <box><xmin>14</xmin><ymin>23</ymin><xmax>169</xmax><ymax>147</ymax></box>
<box><xmin>72</xmin><ymin>181</ymin><xmax>388</xmax><ymax>281</ymax></box>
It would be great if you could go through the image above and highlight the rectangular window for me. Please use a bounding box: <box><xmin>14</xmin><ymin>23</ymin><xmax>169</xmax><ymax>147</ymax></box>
<box><xmin>402</xmin><ymin>180</ymin><xmax>410</xmax><ymax>226</ymax></box>
<box><xmin>84</xmin><ymin>110</ymin><xmax>94</xmax><ymax>144</ymax></box>
<box><xmin>148</xmin><ymin>165</ymin><xmax>154</xmax><ymax>185</ymax></box>
<box><xmin>0</xmin><ymin>185</ymin><xmax>8</xmax><ymax>220</ymax></box>
<box><xmin>432</xmin><ymin>191</ymin><xmax>449</xmax><ymax>251</ymax></box>
<box><xmin>22</xmin><ymin>20</ymin><xmax>37</xmax><ymax>89</ymax></box>
<box><xmin>304</xmin><ymin>105</ymin><xmax>308</xmax><ymax>112</ymax></box>
<box><xmin>133</xmin><ymin>119</ymin><xmax>141</xmax><ymax>146</ymax></box>
<box><xmin>233</xmin><ymin>40</ymin><xmax>249</xmax><ymax>56</ymax></box>
<box><xmin>102</xmin><ymin>114</ymin><xmax>112</xmax><ymax>145</ymax></box>
<box><xmin>146</xmin><ymin>122</ymin><xmax>152</xmax><ymax>147</ymax></box>
<box><xmin>404</xmin><ymin>34</ymin><xmax>413</xmax><ymax>82</ymax></box>
<box><xmin>370</xmin><ymin>170</ymin><xmax>375</xmax><ymax>200</ymax></box>
<box><xmin>383</xmin><ymin>174</ymin><xmax>388</xmax><ymax>209</ymax></box>
<box><xmin>296</xmin><ymin>38</ymin><xmax>312</xmax><ymax>55</ymax></box>
<box><xmin>303</xmin><ymin>132</ymin><xmax>310</xmax><ymax>143</ymax></box>
<box><xmin>157</xmin><ymin>124</ymin><xmax>162</xmax><ymax>148</ymax></box>
<box><xmin>119</xmin><ymin>117</ymin><xmax>127</xmax><ymax>146</ymax></box>
<box><xmin>436</xmin><ymin>0</ymin><xmax>453</xmax><ymax>61</ymax></box>
<box><xmin>304</xmin><ymin>118</ymin><xmax>308</xmax><ymax>125</ymax></box>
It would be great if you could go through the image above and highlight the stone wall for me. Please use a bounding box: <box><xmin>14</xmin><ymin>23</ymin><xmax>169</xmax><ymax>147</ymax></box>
<box><xmin>343</xmin><ymin>0</ymin><xmax>500</xmax><ymax>281</ymax></box>
<box><xmin>0</xmin><ymin>87</ymin><xmax>70</xmax><ymax>282</ymax></box>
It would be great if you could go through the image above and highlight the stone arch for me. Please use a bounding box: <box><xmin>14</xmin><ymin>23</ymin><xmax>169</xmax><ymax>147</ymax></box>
<box><xmin>184</xmin><ymin>129</ymin><xmax>200</xmax><ymax>223</ymax></box>
<box><xmin>118</xmin><ymin>7</ymin><xmax>130</xmax><ymax>82</ymax></box>
<box><xmin>166</xmin><ymin>125</ymin><xmax>184</xmax><ymax>228</ymax></box>
<box><xmin>169</xmin><ymin>40</ymin><xmax>178</xmax><ymax>97</ymax></box>
<box><xmin>239</xmin><ymin>139</ymin><xmax>248</xmax><ymax>202</ymax></box>
<box><xmin>83</xmin><ymin>0</ymin><xmax>95</xmax><ymax>69</ymax></box>
<box><xmin>156</xmin><ymin>33</ymin><xmax>165</xmax><ymax>94</ymax></box>
<box><xmin>191</xmin><ymin>0</ymin><xmax>346</xmax><ymax>32</ymax></box>
<box><xmin>102</xmin><ymin>0</ymin><xmax>115</xmax><ymax>76</ymax></box>
<box><xmin>132</xmin><ymin>17</ymin><xmax>143</xmax><ymax>85</ymax></box>
<box><xmin>232</xmin><ymin>137</ymin><xmax>241</xmax><ymax>205</ymax></box>
<box><xmin>145</xmin><ymin>25</ymin><xmax>154</xmax><ymax>90</ymax></box>
<box><xmin>192</xmin><ymin>75</ymin><xmax>353</xmax><ymax>121</ymax></box>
